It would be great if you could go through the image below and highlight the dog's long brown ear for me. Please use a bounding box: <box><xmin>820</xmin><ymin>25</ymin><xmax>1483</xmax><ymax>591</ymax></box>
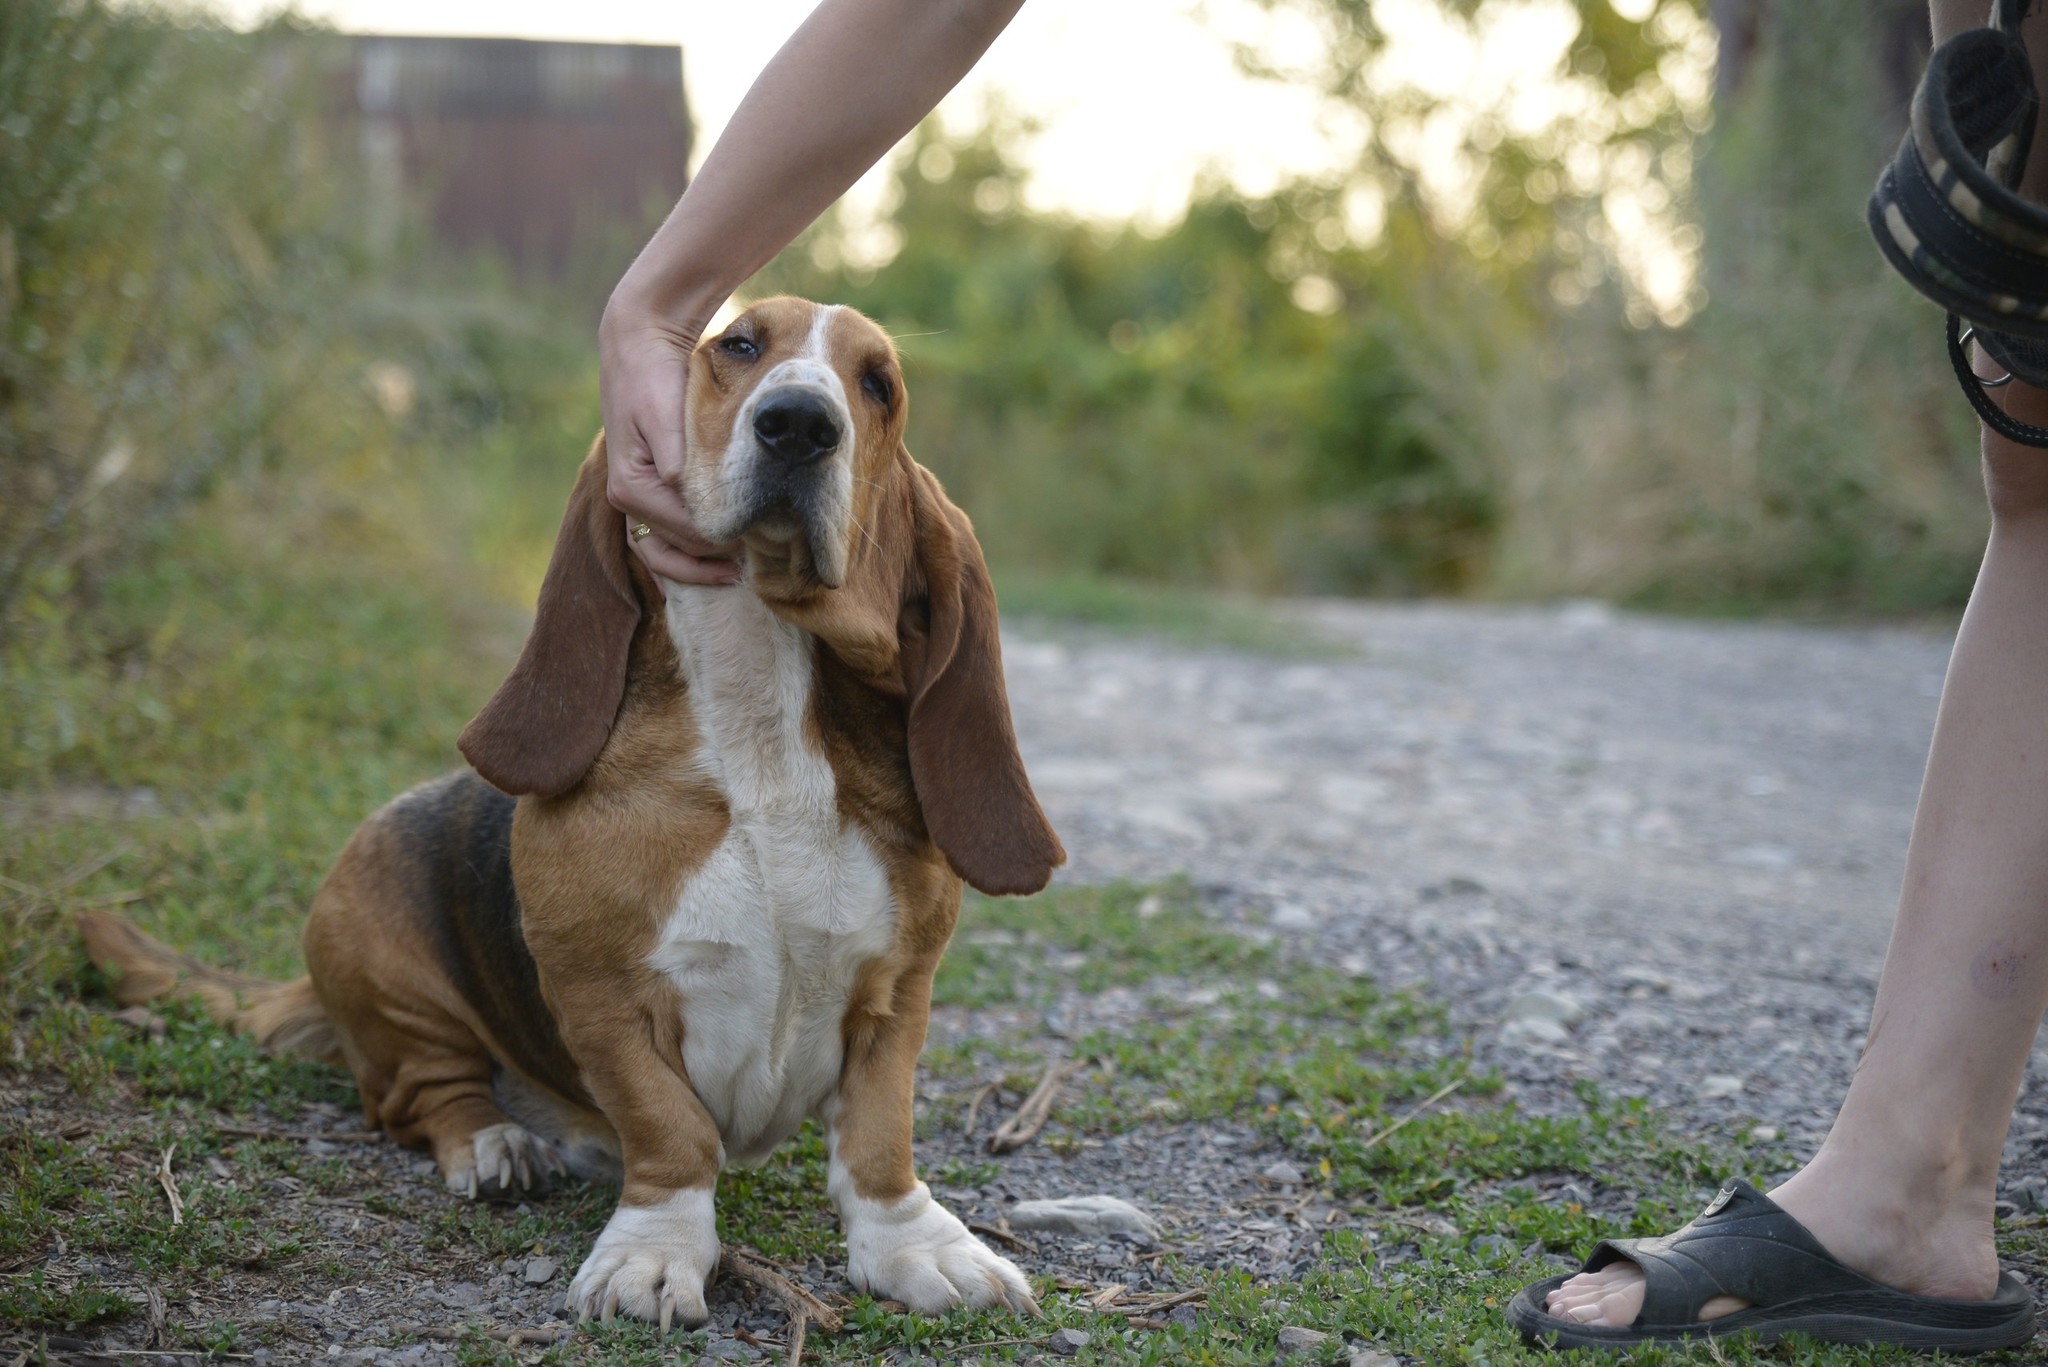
<box><xmin>459</xmin><ymin>439</ymin><xmax>641</xmax><ymax>797</ymax></box>
<box><xmin>899</xmin><ymin>462</ymin><xmax>1065</xmax><ymax>895</ymax></box>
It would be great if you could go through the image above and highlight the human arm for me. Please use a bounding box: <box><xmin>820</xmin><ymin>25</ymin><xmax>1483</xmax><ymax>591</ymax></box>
<box><xmin>602</xmin><ymin>0</ymin><xmax>1028</xmax><ymax>583</ymax></box>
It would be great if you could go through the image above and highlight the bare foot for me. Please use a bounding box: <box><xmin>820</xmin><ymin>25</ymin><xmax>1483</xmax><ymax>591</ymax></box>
<box><xmin>1541</xmin><ymin>1170</ymin><xmax>2001</xmax><ymax>1329</ymax></box>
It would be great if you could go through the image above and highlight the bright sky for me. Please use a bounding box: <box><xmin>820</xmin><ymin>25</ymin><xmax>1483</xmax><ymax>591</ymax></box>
<box><xmin>204</xmin><ymin>0</ymin><xmax>1361</xmax><ymax>227</ymax></box>
<box><xmin>198</xmin><ymin>0</ymin><xmax>1706</xmax><ymax>315</ymax></box>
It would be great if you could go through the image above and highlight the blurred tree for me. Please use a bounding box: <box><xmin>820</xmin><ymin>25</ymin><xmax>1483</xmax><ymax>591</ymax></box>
<box><xmin>762</xmin><ymin>118</ymin><xmax>1493</xmax><ymax>593</ymax></box>
<box><xmin>1237</xmin><ymin>0</ymin><xmax>1711</xmax><ymax>319</ymax></box>
<box><xmin>0</xmin><ymin>1</ymin><xmax>360</xmax><ymax>622</ymax></box>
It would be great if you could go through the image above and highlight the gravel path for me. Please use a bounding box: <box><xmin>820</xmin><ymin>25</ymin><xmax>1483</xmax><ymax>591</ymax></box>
<box><xmin>999</xmin><ymin>600</ymin><xmax>2048</xmax><ymax>1195</ymax></box>
<box><xmin>32</xmin><ymin>599</ymin><xmax>2048</xmax><ymax>1365</ymax></box>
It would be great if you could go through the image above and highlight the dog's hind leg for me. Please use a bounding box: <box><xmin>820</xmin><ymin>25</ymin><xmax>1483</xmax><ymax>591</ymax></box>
<box><xmin>304</xmin><ymin>800</ymin><xmax>573</xmax><ymax>1200</ymax></box>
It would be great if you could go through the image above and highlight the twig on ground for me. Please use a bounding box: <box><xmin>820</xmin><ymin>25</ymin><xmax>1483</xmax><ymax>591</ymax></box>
<box><xmin>215</xmin><ymin>1124</ymin><xmax>379</xmax><ymax>1144</ymax></box>
<box><xmin>1089</xmin><ymin>1284</ymin><xmax>1126</xmax><ymax>1309</ymax></box>
<box><xmin>1113</xmin><ymin>1288</ymin><xmax>1207</xmax><ymax>1316</ymax></box>
<box><xmin>962</xmin><ymin>1081</ymin><xmax>999</xmax><ymax>1138</ymax></box>
<box><xmin>988</xmin><ymin>1059</ymin><xmax>1085</xmax><ymax>1153</ymax></box>
<box><xmin>1357</xmin><ymin>1075</ymin><xmax>1466</xmax><ymax>1152</ymax></box>
<box><xmin>719</xmin><ymin>1248</ymin><xmax>844</xmax><ymax>1335</ymax></box>
<box><xmin>155</xmin><ymin>1147</ymin><xmax>184</xmax><ymax>1226</ymax></box>
<box><xmin>787</xmin><ymin>1310</ymin><xmax>809</xmax><ymax>1367</ymax></box>
<box><xmin>968</xmin><ymin>1221</ymin><xmax>1033</xmax><ymax>1252</ymax></box>
<box><xmin>485</xmin><ymin>1324</ymin><xmax>568</xmax><ymax>1346</ymax></box>
<box><xmin>143</xmin><ymin>1286</ymin><xmax>167</xmax><ymax>1350</ymax></box>
<box><xmin>30</xmin><ymin>1352</ymin><xmax>251</xmax><ymax>1362</ymax></box>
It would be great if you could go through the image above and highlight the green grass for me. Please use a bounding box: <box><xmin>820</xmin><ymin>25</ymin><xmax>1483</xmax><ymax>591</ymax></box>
<box><xmin>2</xmin><ymin>468</ymin><xmax>2038</xmax><ymax>1365</ymax></box>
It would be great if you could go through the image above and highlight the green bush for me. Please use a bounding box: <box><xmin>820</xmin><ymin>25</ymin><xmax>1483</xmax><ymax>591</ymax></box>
<box><xmin>0</xmin><ymin>2</ymin><xmax>373</xmax><ymax>620</ymax></box>
<box><xmin>762</xmin><ymin>122</ymin><xmax>1495</xmax><ymax>596</ymax></box>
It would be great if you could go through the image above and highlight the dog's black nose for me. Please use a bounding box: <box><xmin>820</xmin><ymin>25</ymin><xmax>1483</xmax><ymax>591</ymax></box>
<box><xmin>752</xmin><ymin>389</ymin><xmax>841</xmax><ymax>466</ymax></box>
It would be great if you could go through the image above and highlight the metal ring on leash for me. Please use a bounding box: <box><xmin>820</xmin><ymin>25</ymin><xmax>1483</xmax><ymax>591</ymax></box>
<box><xmin>1949</xmin><ymin>313</ymin><xmax>2048</xmax><ymax>445</ymax></box>
<box><xmin>1959</xmin><ymin>325</ymin><xmax>2018</xmax><ymax>387</ymax></box>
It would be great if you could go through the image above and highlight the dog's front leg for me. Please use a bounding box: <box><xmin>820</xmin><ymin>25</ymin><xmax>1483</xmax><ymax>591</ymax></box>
<box><xmin>826</xmin><ymin>967</ymin><xmax>1036</xmax><ymax>1314</ymax></box>
<box><xmin>558</xmin><ymin>1003</ymin><xmax>724</xmax><ymax>1330</ymax></box>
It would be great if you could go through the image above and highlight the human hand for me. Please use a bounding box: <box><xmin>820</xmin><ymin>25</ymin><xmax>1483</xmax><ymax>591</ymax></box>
<box><xmin>598</xmin><ymin>297</ymin><xmax>743</xmax><ymax>586</ymax></box>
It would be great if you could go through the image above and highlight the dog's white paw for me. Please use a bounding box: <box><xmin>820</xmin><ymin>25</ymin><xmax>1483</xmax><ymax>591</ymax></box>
<box><xmin>842</xmin><ymin>1183</ymin><xmax>1035</xmax><ymax>1314</ymax></box>
<box><xmin>444</xmin><ymin>1123</ymin><xmax>567</xmax><ymax>1200</ymax></box>
<box><xmin>568</xmin><ymin>1189</ymin><xmax>720</xmax><ymax>1331</ymax></box>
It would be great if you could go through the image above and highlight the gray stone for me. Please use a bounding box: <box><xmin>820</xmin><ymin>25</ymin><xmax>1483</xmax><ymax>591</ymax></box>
<box><xmin>1046</xmin><ymin>1327</ymin><xmax>1092</xmax><ymax>1356</ymax></box>
<box><xmin>1502</xmin><ymin>989</ymin><xmax>1585</xmax><ymax>1028</ymax></box>
<box><xmin>1007</xmin><ymin>1195</ymin><xmax>1160</xmax><ymax>1243</ymax></box>
<box><xmin>702</xmin><ymin>1339</ymin><xmax>754</xmax><ymax>1361</ymax></box>
<box><xmin>1499</xmin><ymin>1017</ymin><xmax>1570</xmax><ymax>1047</ymax></box>
<box><xmin>1261</xmin><ymin>1161</ymin><xmax>1305</xmax><ymax>1186</ymax></box>
<box><xmin>522</xmin><ymin>1256</ymin><xmax>558</xmax><ymax>1286</ymax></box>
<box><xmin>1270</xmin><ymin>903</ymin><xmax>1318</xmax><ymax>931</ymax></box>
<box><xmin>1348</xmin><ymin>1351</ymin><xmax>1400</xmax><ymax>1367</ymax></box>
<box><xmin>1277</xmin><ymin>1326</ymin><xmax>1330</xmax><ymax>1355</ymax></box>
<box><xmin>1697</xmin><ymin>1074</ymin><xmax>1746</xmax><ymax>1100</ymax></box>
<box><xmin>1467</xmin><ymin>1234</ymin><xmax>1515</xmax><ymax>1262</ymax></box>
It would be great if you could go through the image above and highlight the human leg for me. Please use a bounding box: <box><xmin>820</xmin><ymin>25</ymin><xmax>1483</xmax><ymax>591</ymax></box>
<box><xmin>1534</xmin><ymin>0</ymin><xmax>2048</xmax><ymax>1337</ymax></box>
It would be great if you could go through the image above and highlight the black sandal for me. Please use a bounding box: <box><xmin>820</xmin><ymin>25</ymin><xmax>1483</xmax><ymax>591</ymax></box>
<box><xmin>1871</xmin><ymin>0</ymin><xmax>2048</xmax><ymax>444</ymax></box>
<box><xmin>1507</xmin><ymin>1180</ymin><xmax>2036</xmax><ymax>1353</ymax></box>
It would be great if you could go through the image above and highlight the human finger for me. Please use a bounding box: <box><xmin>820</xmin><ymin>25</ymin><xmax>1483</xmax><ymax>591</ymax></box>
<box><xmin>625</xmin><ymin>517</ymin><xmax>742</xmax><ymax>586</ymax></box>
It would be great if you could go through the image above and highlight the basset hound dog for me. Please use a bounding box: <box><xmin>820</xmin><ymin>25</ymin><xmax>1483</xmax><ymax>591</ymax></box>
<box><xmin>80</xmin><ymin>296</ymin><xmax>1066</xmax><ymax>1327</ymax></box>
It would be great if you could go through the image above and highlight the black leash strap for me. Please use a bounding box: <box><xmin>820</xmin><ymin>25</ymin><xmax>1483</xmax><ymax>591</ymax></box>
<box><xmin>1871</xmin><ymin>0</ymin><xmax>2048</xmax><ymax>442</ymax></box>
<box><xmin>1948</xmin><ymin>311</ymin><xmax>2048</xmax><ymax>443</ymax></box>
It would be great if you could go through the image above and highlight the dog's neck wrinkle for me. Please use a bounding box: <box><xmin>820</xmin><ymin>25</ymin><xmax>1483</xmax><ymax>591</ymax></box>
<box><xmin>661</xmin><ymin>584</ymin><xmax>821</xmax><ymax>814</ymax></box>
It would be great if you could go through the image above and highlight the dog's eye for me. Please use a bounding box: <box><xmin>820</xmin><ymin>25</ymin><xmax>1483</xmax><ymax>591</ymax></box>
<box><xmin>718</xmin><ymin>335</ymin><xmax>758</xmax><ymax>359</ymax></box>
<box><xmin>861</xmin><ymin>370</ymin><xmax>894</xmax><ymax>407</ymax></box>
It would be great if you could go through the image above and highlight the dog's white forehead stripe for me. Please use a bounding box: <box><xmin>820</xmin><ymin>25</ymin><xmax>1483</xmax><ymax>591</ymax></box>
<box><xmin>759</xmin><ymin>303</ymin><xmax>848</xmax><ymax>397</ymax></box>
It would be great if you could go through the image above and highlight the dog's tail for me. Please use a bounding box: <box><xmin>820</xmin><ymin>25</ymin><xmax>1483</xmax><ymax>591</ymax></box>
<box><xmin>78</xmin><ymin>911</ymin><xmax>341</xmax><ymax>1063</ymax></box>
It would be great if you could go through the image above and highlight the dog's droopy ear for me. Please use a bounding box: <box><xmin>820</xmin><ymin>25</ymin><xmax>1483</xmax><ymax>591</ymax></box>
<box><xmin>460</xmin><ymin>439</ymin><xmax>641</xmax><ymax>798</ymax></box>
<box><xmin>899</xmin><ymin>464</ymin><xmax>1065</xmax><ymax>896</ymax></box>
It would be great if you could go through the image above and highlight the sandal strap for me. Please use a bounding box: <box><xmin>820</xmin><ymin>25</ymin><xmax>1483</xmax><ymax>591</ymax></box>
<box><xmin>1582</xmin><ymin>1180</ymin><xmax>1882</xmax><ymax>1328</ymax></box>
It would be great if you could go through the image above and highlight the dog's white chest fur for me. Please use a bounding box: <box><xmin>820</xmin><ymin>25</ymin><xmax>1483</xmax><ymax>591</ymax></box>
<box><xmin>647</xmin><ymin>584</ymin><xmax>897</xmax><ymax>1164</ymax></box>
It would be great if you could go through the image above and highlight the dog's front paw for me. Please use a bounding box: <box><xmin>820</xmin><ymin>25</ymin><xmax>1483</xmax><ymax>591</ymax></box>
<box><xmin>569</xmin><ymin>1189</ymin><xmax>720</xmax><ymax>1331</ymax></box>
<box><xmin>444</xmin><ymin>1123</ymin><xmax>567</xmax><ymax>1200</ymax></box>
<box><xmin>843</xmin><ymin>1183</ymin><xmax>1035</xmax><ymax>1314</ymax></box>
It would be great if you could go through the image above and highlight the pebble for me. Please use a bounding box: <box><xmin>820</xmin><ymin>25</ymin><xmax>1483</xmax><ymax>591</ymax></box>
<box><xmin>1046</xmin><ymin>1327</ymin><xmax>1092</xmax><ymax>1356</ymax></box>
<box><xmin>1502</xmin><ymin>989</ymin><xmax>1585</xmax><ymax>1028</ymax></box>
<box><xmin>1748</xmin><ymin>1125</ymin><xmax>1779</xmax><ymax>1142</ymax></box>
<box><xmin>1467</xmin><ymin>1235</ymin><xmax>1516</xmax><ymax>1262</ymax></box>
<box><xmin>522</xmin><ymin>1256</ymin><xmax>558</xmax><ymax>1286</ymax></box>
<box><xmin>1499</xmin><ymin>1017</ymin><xmax>1570</xmax><ymax>1047</ymax></box>
<box><xmin>703</xmin><ymin>1340</ymin><xmax>753</xmax><ymax>1361</ymax></box>
<box><xmin>1261</xmin><ymin>1161</ymin><xmax>1306</xmax><ymax>1186</ymax></box>
<box><xmin>1277</xmin><ymin>1326</ymin><xmax>1330</xmax><ymax>1355</ymax></box>
<box><xmin>1007</xmin><ymin>1195</ymin><xmax>1161</xmax><ymax>1243</ymax></box>
<box><xmin>1271</xmin><ymin>903</ymin><xmax>1319</xmax><ymax>931</ymax></box>
<box><xmin>1697</xmin><ymin>1074</ymin><xmax>1746</xmax><ymax>1100</ymax></box>
<box><xmin>1348</xmin><ymin>1352</ymin><xmax>1400</xmax><ymax>1367</ymax></box>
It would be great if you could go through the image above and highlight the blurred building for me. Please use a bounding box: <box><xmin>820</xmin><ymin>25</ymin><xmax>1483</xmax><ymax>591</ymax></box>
<box><xmin>341</xmin><ymin>35</ymin><xmax>692</xmax><ymax>278</ymax></box>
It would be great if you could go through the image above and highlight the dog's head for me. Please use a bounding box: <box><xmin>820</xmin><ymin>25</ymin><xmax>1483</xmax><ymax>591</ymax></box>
<box><xmin>681</xmin><ymin>296</ymin><xmax>896</xmax><ymax>595</ymax></box>
<box><xmin>459</xmin><ymin>298</ymin><xmax>1064</xmax><ymax>897</ymax></box>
